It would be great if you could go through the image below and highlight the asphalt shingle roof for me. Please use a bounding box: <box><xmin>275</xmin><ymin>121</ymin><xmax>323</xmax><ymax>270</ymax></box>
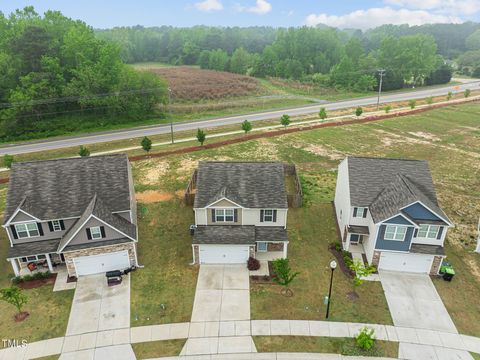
<box><xmin>192</xmin><ymin>225</ymin><xmax>288</xmax><ymax>245</ymax></box>
<box><xmin>194</xmin><ymin>161</ymin><xmax>288</xmax><ymax>209</ymax></box>
<box><xmin>7</xmin><ymin>239</ymin><xmax>61</xmax><ymax>259</ymax></box>
<box><xmin>4</xmin><ymin>154</ymin><xmax>131</xmax><ymax>224</ymax></box>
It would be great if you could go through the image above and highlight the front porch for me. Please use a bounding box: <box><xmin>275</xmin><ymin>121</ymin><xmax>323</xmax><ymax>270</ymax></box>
<box><xmin>9</xmin><ymin>253</ymin><xmax>57</xmax><ymax>277</ymax></box>
<box><xmin>255</xmin><ymin>250</ymin><xmax>285</xmax><ymax>261</ymax></box>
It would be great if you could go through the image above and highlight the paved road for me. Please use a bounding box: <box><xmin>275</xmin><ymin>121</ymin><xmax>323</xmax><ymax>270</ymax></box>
<box><xmin>1</xmin><ymin>80</ymin><xmax>479</xmax><ymax>155</ymax></box>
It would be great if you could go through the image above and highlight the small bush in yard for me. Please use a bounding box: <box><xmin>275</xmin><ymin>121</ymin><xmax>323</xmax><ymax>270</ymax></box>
<box><xmin>319</xmin><ymin>107</ymin><xmax>327</xmax><ymax>119</ymax></box>
<box><xmin>3</xmin><ymin>154</ymin><xmax>14</xmax><ymax>169</ymax></box>
<box><xmin>280</xmin><ymin>114</ymin><xmax>291</xmax><ymax>127</ymax></box>
<box><xmin>247</xmin><ymin>257</ymin><xmax>260</xmax><ymax>271</ymax></box>
<box><xmin>384</xmin><ymin>105</ymin><xmax>392</xmax><ymax>113</ymax></box>
<box><xmin>355</xmin><ymin>107</ymin><xmax>363</xmax><ymax>117</ymax></box>
<box><xmin>447</xmin><ymin>91</ymin><xmax>453</xmax><ymax>100</ymax></box>
<box><xmin>356</xmin><ymin>327</ymin><xmax>375</xmax><ymax>350</ymax></box>
<box><xmin>78</xmin><ymin>146</ymin><xmax>90</xmax><ymax>157</ymax></box>
<box><xmin>141</xmin><ymin>136</ymin><xmax>152</xmax><ymax>152</ymax></box>
<box><xmin>196</xmin><ymin>129</ymin><xmax>206</xmax><ymax>145</ymax></box>
<box><xmin>464</xmin><ymin>89</ymin><xmax>471</xmax><ymax>98</ymax></box>
<box><xmin>409</xmin><ymin>99</ymin><xmax>416</xmax><ymax>109</ymax></box>
<box><xmin>241</xmin><ymin>120</ymin><xmax>252</xmax><ymax>134</ymax></box>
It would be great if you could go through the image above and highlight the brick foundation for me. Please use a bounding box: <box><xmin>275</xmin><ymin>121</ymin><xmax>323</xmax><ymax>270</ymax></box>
<box><xmin>62</xmin><ymin>242</ymin><xmax>137</xmax><ymax>277</ymax></box>
<box><xmin>430</xmin><ymin>255</ymin><xmax>443</xmax><ymax>275</ymax></box>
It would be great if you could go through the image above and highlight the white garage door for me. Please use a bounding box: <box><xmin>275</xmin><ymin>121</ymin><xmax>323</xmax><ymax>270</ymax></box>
<box><xmin>379</xmin><ymin>252</ymin><xmax>434</xmax><ymax>273</ymax></box>
<box><xmin>199</xmin><ymin>245</ymin><xmax>250</xmax><ymax>264</ymax></box>
<box><xmin>73</xmin><ymin>250</ymin><xmax>130</xmax><ymax>276</ymax></box>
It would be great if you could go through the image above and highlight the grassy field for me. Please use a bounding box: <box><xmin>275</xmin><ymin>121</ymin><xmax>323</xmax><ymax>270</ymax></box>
<box><xmin>253</xmin><ymin>336</ymin><xmax>398</xmax><ymax>357</ymax></box>
<box><xmin>131</xmin><ymin>339</ymin><xmax>186</xmax><ymax>358</ymax></box>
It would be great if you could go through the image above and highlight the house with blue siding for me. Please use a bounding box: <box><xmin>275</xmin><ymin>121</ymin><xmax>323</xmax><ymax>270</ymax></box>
<box><xmin>334</xmin><ymin>156</ymin><xmax>453</xmax><ymax>274</ymax></box>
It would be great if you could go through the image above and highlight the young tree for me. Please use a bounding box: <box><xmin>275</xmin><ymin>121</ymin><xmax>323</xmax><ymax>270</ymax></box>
<box><xmin>384</xmin><ymin>105</ymin><xmax>392</xmax><ymax>113</ymax></box>
<box><xmin>355</xmin><ymin>107</ymin><xmax>363</xmax><ymax>117</ymax></box>
<box><xmin>447</xmin><ymin>91</ymin><xmax>453</xmax><ymax>101</ymax></box>
<box><xmin>241</xmin><ymin>120</ymin><xmax>252</xmax><ymax>134</ymax></box>
<box><xmin>280</xmin><ymin>114</ymin><xmax>291</xmax><ymax>128</ymax></box>
<box><xmin>319</xmin><ymin>107</ymin><xmax>327</xmax><ymax>120</ymax></box>
<box><xmin>464</xmin><ymin>89</ymin><xmax>471</xmax><ymax>98</ymax></box>
<box><xmin>0</xmin><ymin>287</ymin><xmax>28</xmax><ymax>317</ymax></box>
<box><xmin>272</xmin><ymin>258</ymin><xmax>299</xmax><ymax>297</ymax></box>
<box><xmin>3</xmin><ymin>154</ymin><xmax>14</xmax><ymax>169</ymax></box>
<box><xmin>196</xmin><ymin>128</ymin><xmax>206</xmax><ymax>146</ymax></box>
<box><xmin>349</xmin><ymin>259</ymin><xmax>376</xmax><ymax>288</ymax></box>
<box><xmin>78</xmin><ymin>146</ymin><xmax>90</xmax><ymax>157</ymax></box>
<box><xmin>141</xmin><ymin>136</ymin><xmax>152</xmax><ymax>152</ymax></box>
<box><xmin>409</xmin><ymin>99</ymin><xmax>416</xmax><ymax>109</ymax></box>
<box><xmin>356</xmin><ymin>327</ymin><xmax>376</xmax><ymax>351</ymax></box>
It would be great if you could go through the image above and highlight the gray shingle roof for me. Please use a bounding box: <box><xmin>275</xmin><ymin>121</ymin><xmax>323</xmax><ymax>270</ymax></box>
<box><xmin>347</xmin><ymin>157</ymin><xmax>450</xmax><ymax>224</ymax></box>
<box><xmin>194</xmin><ymin>162</ymin><xmax>288</xmax><ymax>209</ymax></box>
<box><xmin>7</xmin><ymin>239</ymin><xmax>61</xmax><ymax>259</ymax></box>
<box><xmin>63</xmin><ymin>238</ymin><xmax>132</xmax><ymax>252</ymax></box>
<box><xmin>255</xmin><ymin>227</ymin><xmax>288</xmax><ymax>242</ymax></box>
<box><xmin>410</xmin><ymin>244</ymin><xmax>445</xmax><ymax>256</ymax></box>
<box><xmin>4</xmin><ymin>154</ymin><xmax>131</xmax><ymax>224</ymax></box>
<box><xmin>193</xmin><ymin>225</ymin><xmax>288</xmax><ymax>245</ymax></box>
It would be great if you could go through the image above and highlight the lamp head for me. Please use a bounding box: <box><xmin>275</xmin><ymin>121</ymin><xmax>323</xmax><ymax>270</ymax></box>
<box><xmin>330</xmin><ymin>260</ymin><xmax>337</xmax><ymax>270</ymax></box>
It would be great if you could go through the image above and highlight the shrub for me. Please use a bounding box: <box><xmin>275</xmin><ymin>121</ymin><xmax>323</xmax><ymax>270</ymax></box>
<box><xmin>196</xmin><ymin>129</ymin><xmax>206</xmax><ymax>145</ymax></box>
<box><xmin>141</xmin><ymin>136</ymin><xmax>152</xmax><ymax>152</ymax></box>
<box><xmin>11</xmin><ymin>276</ymin><xmax>22</xmax><ymax>285</ymax></box>
<box><xmin>3</xmin><ymin>154</ymin><xmax>14</xmax><ymax>169</ymax></box>
<box><xmin>464</xmin><ymin>88</ymin><xmax>471</xmax><ymax>98</ymax></box>
<box><xmin>241</xmin><ymin>120</ymin><xmax>252</xmax><ymax>134</ymax></box>
<box><xmin>408</xmin><ymin>99</ymin><xmax>416</xmax><ymax>109</ymax></box>
<box><xmin>272</xmin><ymin>258</ymin><xmax>299</xmax><ymax>296</ymax></box>
<box><xmin>78</xmin><ymin>146</ymin><xmax>90</xmax><ymax>157</ymax></box>
<box><xmin>280</xmin><ymin>114</ymin><xmax>291</xmax><ymax>127</ymax></box>
<box><xmin>319</xmin><ymin>107</ymin><xmax>327</xmax><ymax>120</ymax></box>
<box><xmin>356</xmin><ymin>327</ymin><xmax>375</xmax><ymax>351</ymax></box>
<box><xmin>447</xmin><ymin>91</ymin><xmax>453</xmax><ymax>100</ymax></box>
<box><xmin>334</xmin><ymin>242</ymin><xmax>342</xmax><ymax>252</ymax></box>
<box><xmin>32</xmin><ymin>271</ymin><xmax>51</xmax><ymax>280</ymax></box>
<box><xmin>384</xmin><ymin>105</ymin><xmax>392</xmax><ymax>113</ymax></box>
<box><xmin>22</xmin><ymin>274</ymin><xmax>33</xmax><ymax>282</ymax></box>
<box><xmin>355</xmin><ymin>107</ymin><xmax>363</xmax><ymax>117</ymax></box>
<box><xmin>247</xmin><ymin>257</ymin><xmax>260</xmax><ymax>271</ymax></box>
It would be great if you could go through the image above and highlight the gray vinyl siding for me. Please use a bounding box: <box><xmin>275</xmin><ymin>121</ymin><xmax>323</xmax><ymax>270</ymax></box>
<box><xmin>10</xmin><ymin>218</ymin><xmax>77</xmax><ymax>245</ymax></box>
<box><xmin>375</xmin><ymin>224</ymin><xmax>414</xmax><ymax>251</ymax></box>
<box><xmin>68</xmin><ymin>217</ymin><xmax>124</xmax><ymax>246</ymax></box>
<box><xmin>115</xmin><ymin>211</ymin><xmax>131</xmax><ymax>222</ymax></box>
<box><xmin>10</xmin><ymin>211</ymin><xmax>37</xmax><ymax>223</ymax></box>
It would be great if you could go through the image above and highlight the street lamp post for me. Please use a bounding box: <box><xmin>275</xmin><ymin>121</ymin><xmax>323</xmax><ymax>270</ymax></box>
<box><xmin>326</xmin><ymin>259</ymin><xmax>337</xmax><ymax>319</ymax></box>
<box><xmin>168</xmin><ymin>87</ymin><xmax>174</xmax><ymax>144</ymax></box>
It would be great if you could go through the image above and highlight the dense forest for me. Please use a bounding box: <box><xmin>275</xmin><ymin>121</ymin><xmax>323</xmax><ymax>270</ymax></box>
<box><xmin>0</xmin><ymin>7</ymin><xmax>168</xmax><ymax>140</ymax></box>
<box><xmin>98</xmin><ymin>22</ymin><xmax>480</xmax><ymax>91</ymax></box>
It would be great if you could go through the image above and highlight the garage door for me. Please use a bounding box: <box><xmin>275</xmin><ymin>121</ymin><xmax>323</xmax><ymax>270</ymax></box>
<box><xmin>73</xmin><ymin>250</ymin><xmax>130</xmax><ymax>276</ymax></box>
<box><xmin>379</xmin><ymin>252</ymin><xmax>434</xmax><ymax>273</ymax></box>
<box><xmin>199</xmin><ymin>245</ymin><xmax>249</xmax><ymax>264</ymax></box>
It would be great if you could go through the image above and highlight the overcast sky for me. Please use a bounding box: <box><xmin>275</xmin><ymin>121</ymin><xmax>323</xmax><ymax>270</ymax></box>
<box><xmin>2</xmin><ymin>0</ymin><xmax>479</xmax><ymax>29</ymax></box>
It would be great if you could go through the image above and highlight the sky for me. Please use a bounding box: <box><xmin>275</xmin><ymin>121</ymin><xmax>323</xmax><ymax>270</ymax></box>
<box><xmin>1</xmin><ymin>0</ymin><xmax>479</xmax><ymax>30</ymax></box>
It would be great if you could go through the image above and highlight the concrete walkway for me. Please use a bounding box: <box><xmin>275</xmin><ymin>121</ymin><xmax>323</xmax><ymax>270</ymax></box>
<box><xmin>152</xmin><ymin>353</ymin><xmax>398</xmax><ymax>359</ymax></box>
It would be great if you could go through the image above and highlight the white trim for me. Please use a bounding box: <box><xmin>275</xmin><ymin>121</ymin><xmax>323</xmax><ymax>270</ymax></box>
<box><xmin>6</xmin><ymin>227</ymin><xmax>13</xmax><ymax>247</ymax></box>
<box><xmin>376</xmin><ymin>212</ymin><xmax>418</xmax><ymax>227</ymax></box>
<box><xmin>400</xmin><ymin>200</ymin><xmax>453</xmax><ymax>227</ymax></box>
<box><xmin>284</xmin><ymin>208</ymin><xmax>288</xmax><ymax>229</ymax></box>
<box><xmin>90</xmin><ymin>226</ymin><xmax>102</xmax><ymax>240</ymax></box>
<box><xmin>214</xmin><ymin>208</ymin><xmax>235</xmax><ymax>222</ymax></box>
<box><xmin>283</xmin><ymin>242</ymin><xmax>288</xmax><ymax>258</ymax></box>
<box><xmin>384</xmin><ymin>225</ymin><xmax>408</xmax><ymax>241</ymax></box>
<box><xmin>205</xmin><ymin>197</ymin><xmax>244</xmax><ymax>209</ymax></box>
<box><xmin>262</xmin><ymin>209</ymin><xmax>275</xmax><ymax>222</ymax></box>
<box><xmin>192</xmin><ymin>245</ymin><xmax>196</xmax><ymax>264</ymax></box>
<box><xmin>91</xmin><ymin>215</ymin><xmax>137</xmax><ymax>242</ymax></box>
<box><xmin>45</xmin><ymin>253</ymin><xmax>53</xmax><ymax>272</ymax></box>
<box><xmin>9</xmin><ymin>259</ymin><xmax>20</xmax><ymax>277</ymax></box>
<box><xmin>14</xmin><ymin>222</ymin><xmax>40</xmax><ymax>239</ymax></box>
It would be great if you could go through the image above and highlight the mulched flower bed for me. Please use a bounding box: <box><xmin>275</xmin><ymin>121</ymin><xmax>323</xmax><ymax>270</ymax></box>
<box><xmin>17</xmin><ymin>273</ymin><xmax>57</xmax><ymax>289</ymax></box>
<box><xmin>328</xmin><ymin>244</ymin><xmax>354</xmax><ymax>278</ymax></box>
<box><xmin>250</xmin><ymin>261</ymin><xmax>277</xmax><ymax>284</ymax></box>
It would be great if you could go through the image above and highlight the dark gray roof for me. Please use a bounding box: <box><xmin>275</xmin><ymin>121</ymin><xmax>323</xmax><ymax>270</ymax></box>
<box><xmin>410</xmin><ymin>244</ymin><xmax>445</xmax><ymax>256</ymax></box>
<box><xmin>347</xmin><ymin>157</ymin><xmax>450</xmax><ymax>224</ymax></box>
<box><xmin>193</xmin><ymin>225</ymin><xmax>256</xmax><ymax>245</ymax></box>
<box><xmin>63</xmin><ymin>238</ymin><xmax>132</xmax><ymax>252</ymax></box>
<box><xmin>194</xmin><ymin>162</ymin><xmax>288</xmax><ymax>209</ymax></box>
<box><xmin>255</xmin><ymin>227</ymin><xmax>288</xmax><ymax>242</ymax></box>
<box><xmin>347</xmin><ymin>225</ymin><xmax>369</xmax><ymax>235</ymax></box>
<box><xmin>7</xmin><ymin>239</ymin><xmax>61</xmax><ymax>259</ymax></box>
<box><xmin>4</xmin><ymin>154</ymin><xmax>132</xmax><ymax>224</ymax></box>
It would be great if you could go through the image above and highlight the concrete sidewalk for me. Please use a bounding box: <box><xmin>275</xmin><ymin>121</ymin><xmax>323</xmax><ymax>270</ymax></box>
<box><xmin>148</xmin><ymin>353</ymin><xmax>398</xmax><ymax>359</ymax></box>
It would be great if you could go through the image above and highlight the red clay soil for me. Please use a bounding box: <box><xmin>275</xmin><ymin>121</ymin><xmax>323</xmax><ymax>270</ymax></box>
<box><xmin>17</xmin><ymin>273</ymin><xmax>57</xmax><ymax>289</ymax></box>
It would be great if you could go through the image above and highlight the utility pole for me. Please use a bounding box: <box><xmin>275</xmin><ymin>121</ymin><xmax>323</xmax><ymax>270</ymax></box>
<box><xmin>168</xmin><ymin>87</ymin><xmax>174</xmax><ymax>144</ymax></box>
<box><xmin>377</xmin><ymin>69</ymin><xmax>386</xmax><ymax>110</ymax></box>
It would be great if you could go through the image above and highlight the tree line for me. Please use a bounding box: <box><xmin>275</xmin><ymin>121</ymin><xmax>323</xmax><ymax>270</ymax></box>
<box><xmin>0</xmin><ymin>7</ymin><xmax>168</xmax><ymax>140</ymax></box>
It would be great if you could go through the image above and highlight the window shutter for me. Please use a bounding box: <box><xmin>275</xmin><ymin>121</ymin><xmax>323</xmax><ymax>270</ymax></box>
<box><xmin>414</xmin><ymin>229</ymin><xmax>418</xmax><ymax>237</ymax></box>
<box><xmin>378</xmin><ymin>225</ymin><xmax>386</xmax><ymax>240</ymax></box>
<box><xmin>60</xmin><ymin>220</ymin><xmax>65</xmax><ymax>230</ymax></box>
<box><xmin>234</xmin><ymin>209</ymin><xmax>238</xmax><ymax>222</ymax></box>
<box><xmin>37</xmin><ymin>223</ymin><xmax>44</xmax><ymax>236</ymax></box>
<box><xmin>211</xmin><ymin>209</ymin><xmax>216</xmax><ymax>223</ymax></box>
<box><xmin>273</xmin><ymin>210</ymin><xmax>277</xmax><ymax>222</ymax></box>
<box><xmin>48</xmin><ymin>221</ymin><xmax>54</xmax><ymax>232</ymax></box>
<box><xmin>363</xmin><ymin>208</ymin><xmax>368</xmax><ymax>218</ymax></box>
<box><xmin>436</xmin><ymin>226</ymin><xmax>444</xmax><ymax>240</ymax></box>
<box><xmin>353</xmin><ymin>208</ymin><xmax>358</xmax><ymax>217</ymax></box>
<box><xmin>10</xmin><ymin>225</ymin><xmax>18</xmax><ymax>239</ymax></box>
<box><xmin>100</xmin><ymin>226</ymin><xmax>106</xmax><ymax>238</ymax></box>
<box><xmin>86</xmin><ymin>228</ymin><xmax>92</xmax><ymax>240</ymax></box>
<box><xmin>260</xmin><ymin>210</ymin><xmax>264</xmax><ymax>222</ymax></box>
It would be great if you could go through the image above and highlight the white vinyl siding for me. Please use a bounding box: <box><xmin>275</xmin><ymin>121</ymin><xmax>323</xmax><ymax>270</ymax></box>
<box><xmin>15</xmin><ymin>223</ymin><xmax>39</xmax><ymax>238</ymax></box>
<box><xmin>417</xmin><ymin>224</ymin><xmax>440</xmax><ymax>239</ymax></box>
<box><xmin>384</xmin><ymin>225</ymin><xmax>407</xmax><ymax>241</ymax></box>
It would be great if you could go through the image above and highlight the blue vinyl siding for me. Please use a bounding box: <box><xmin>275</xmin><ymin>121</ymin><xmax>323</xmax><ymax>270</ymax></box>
<box><xmin>384</xmin><ymin>215</ymin><xmax>412</xmax><ymax>225</ymax></box>
<box><xmin>376</xmin><ymin>224</ymin><xmax>414</xmax><ymax>251</ymax></box>
<box><xmin>403</xmin><ymin>202</ymin><xmax>442</xmax><ymax>221</ymax></box>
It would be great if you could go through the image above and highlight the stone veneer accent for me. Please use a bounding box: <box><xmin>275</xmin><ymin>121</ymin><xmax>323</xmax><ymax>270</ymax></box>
<box><xmin>193</xmin><ymin>245</ymin><xmax>200</xmax><ymax>264</ymax></box>
<box><xmin>430</xmin><ymin>255</ymin><xmax>443</xmax><ymax>275</ymax></box>
<box><xmin>63</xmin><ymin>242</ymin><xmax>136</xmax><ymax>277</ymax></box>
<box><xmin>372</xmin><ymin>251</ymin><xmax>381</xmax><ymax>267</ymax></box>
<box><xmin>267</xmin><ymin>242</ymin><xmax>284</xmax><ymax>251</ymax></box>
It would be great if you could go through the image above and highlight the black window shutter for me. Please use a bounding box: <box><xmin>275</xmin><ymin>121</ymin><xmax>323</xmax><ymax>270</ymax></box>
<box><xmin>211</xmin><ymin>209</ymin><xmax>216</xmax><ymax>223</ymax></box>
<box><xmin>86</xmin><ymin>228</ymin><xmax>92</xmax><ymax>240</ymax></box>
<box><xmin>353</xmin><ymin>208</ymin><xmax>358</xmax><ymax>217</ymax></box>
<box><xmin>436</xmin><ymin>226</ymin><xmax>444</xmax><ymax>240</ymax></box>
<box><xmin>414</xmin><ymin>229</ymin><xmax>418</xmax><ymax>237</ymax></box>
<box><xmin>363</xmin><ymin>208</ymin><xmax>368</xmax><ymax>218</ymax></box>
<box><xmin>10</xmin><ymin>225</ymin><xmax>18</xmax><ymax>239</ymax></box>
<box><xmin>379</xmin><ymin>225</ymin><xmax>386</xmax><ymax>239</ymax></box>
<box><xmin>100</xmin><ymin>226</ymin><xmax>106</xmax><ymax>238</ymax></box>
<box><xmin>60</xmin><ymin>220</ymin><xmax>65</xmax><ymax>230</ymax></box>
<box><xmin>37</xmin><ymin>223</ymin><xmax>44</xmax><ymax>236</ymax></box>
<box><xmin>260</xmin><ymin>210</ymin><xmax>264</xmax><ymax>222</ymax></box>
<box><xmin>48</xmin><ymin>221</ymin><xmax>54</xmax><ymax>232</ymax></box>
<box><xmin>234</xmin><ymin>209</ymin><xmax>238</xmax><ymax>222</ymax></box>
<box><xmin>273</xmin><ymin>210</ymin><xmax>277</xmax><ymax>222</ymax></box>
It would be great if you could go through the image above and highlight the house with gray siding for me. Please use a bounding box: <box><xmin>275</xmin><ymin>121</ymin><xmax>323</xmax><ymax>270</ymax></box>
<box><xmin>3</xmin><ymin>154</ymin><xmax>138</xmax><ymax>278</ymax></box>
<box><xmin>334</xmin><ymin>156</ymin><xmax>453</xmax><ymax>274</ymax></box>
<box><xmin>190</xmin><ymin>161</ymin><xmax>289</xmax><ymax>264</ymax></box>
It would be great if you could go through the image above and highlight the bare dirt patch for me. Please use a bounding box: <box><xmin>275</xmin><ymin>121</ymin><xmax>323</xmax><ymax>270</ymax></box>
<box><xmin>136</xmin><ymin>191</ymin><xmax>174</xmax><ymax>203</ymax></box>
<box><xmin>302</xmin><ymin>144</ymin><xmax>344</xmax><ymax>160</ymax></box>
<box><xmin>407</xmin><ymin>131</ymin><xmax>441</xmax><ymax>141</ymax></box>
<box><xmin>139</xmin><ymin>160</ymin><xmax>170</xmax><ymax>185</ymax></box>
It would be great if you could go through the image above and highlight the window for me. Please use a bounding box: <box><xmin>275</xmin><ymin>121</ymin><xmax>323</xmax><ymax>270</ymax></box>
<box><xmin>52</xmin><ymin>220</ymin><xmax>62</xmax><ymax>232</ymax></box>
<box><xmin>215</xmin><ymin>209</ymin><xmax>234</xmax><ymax>222</ymax></box>
<box><xmin>417</xmin><ymin>224</ymin><xmax>440</xmax><ymax>239</ymax></box>
<box><xmin>20</xmin><ymin>254</ymin><xmax>46</xmax><ymax>263</ymax></box>
<box><xmin>257</xmin><ymin>242</ymin><xmax>267</xmax><ymax>252</ymax></box>
<box><xmin>15</xmin><ymin>223</ymin><xmax>39</xmax><ymax>238</ymax></box>
<box><xmin>90</xmin><ymin>226</ymin><xmax>102</xmax><ymax>240</ymax></box>
<box><xmin>384</xmin><ymin>225</ymin><xmax>407</xmax><ymax>241</ymax></box>
<box><xmin>354</xmin><ymin>207</ymin><xmax>368</xmax><ymax>218</ymax></box>
<box><xmin>263</xmin><ymin>210</ymin><xmax>274</xmax><ymax>222</ymax></box>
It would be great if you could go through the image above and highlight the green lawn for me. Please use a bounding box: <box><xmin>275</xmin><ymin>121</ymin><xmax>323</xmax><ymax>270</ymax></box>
<box><xmin>132</xmin><ymin>339</ymin><xmax>186</xmax><ymax>358</ymax></box>
<box><xmin>253</xmin><ymin>336</ymin><xmax>399</xmax><ymax>357</ymax></box>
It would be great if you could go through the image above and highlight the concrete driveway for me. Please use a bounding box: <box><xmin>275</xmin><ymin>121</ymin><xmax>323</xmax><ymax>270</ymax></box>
<box><xmin>66</xmin><ymin>274</ymin><xmax>130</xmax><ymax>336</ymax></box>
<box><xmin>191</xmin><ymin>265</ymin><xmax>250</xmax><ymax>322</ymax></box>
<box><xmin>380</xmin><ymin>271</ymin><xmax>457</xmax><ymax>333</ymax></box>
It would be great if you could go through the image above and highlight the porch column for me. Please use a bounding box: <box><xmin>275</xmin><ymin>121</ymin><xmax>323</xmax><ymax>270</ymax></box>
<box><xmin>45</xmin><ymin>254</ymin><xmax>53</xmax><ymax>272</ymax></box>
<box><xmin>9</xmin><ymin>259</ymin><xmax>20</xmax><ymax>277</ymax></box>
<box><xmin>283</xmin><ymin>243</ymin><xmax>288</xmax><ymax>259</ymax></box>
